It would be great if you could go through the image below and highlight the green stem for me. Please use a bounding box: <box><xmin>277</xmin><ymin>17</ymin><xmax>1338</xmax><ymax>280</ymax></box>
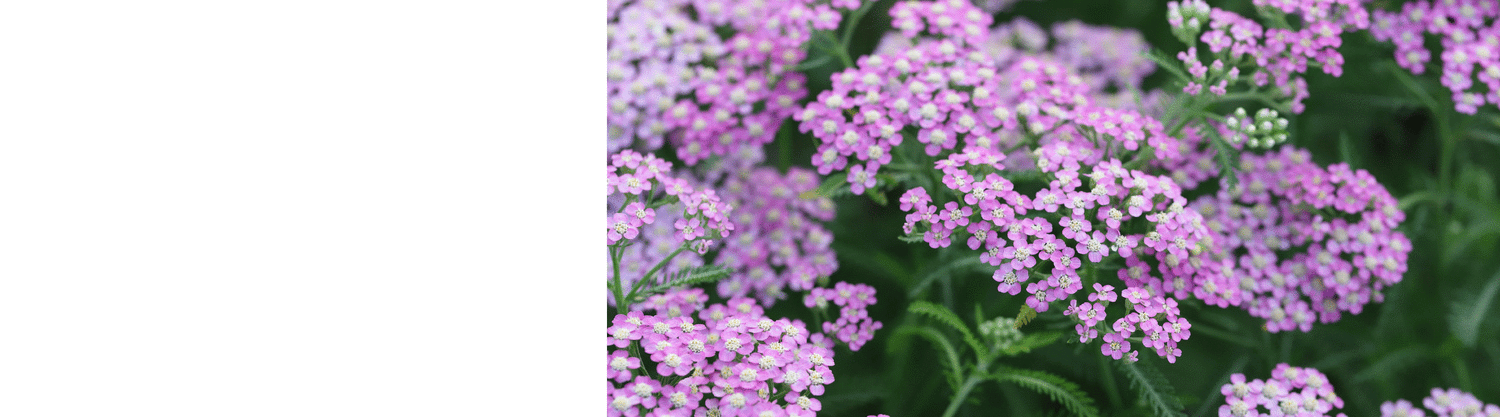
<box><xmin>816</xmin><ymin>31</ymin><xmax>854</xmax><ymax>68</ymax></box>
<box><xmin>1165</xmin><ymin>95</ymin><xmax>1200</xmax><ymax>139</ymax></box>
<box><xmin>840</xmin><ymin>0</ymin><xmax>877</xmax><ymax>50</ymax></box>
<box><xmin>777</xmin><ymin>122</ymin><xmax>792</xmax><ymax>172</ymax></box>
<box><xmin>1453</xmin><ymin>355</ymin><xmax>1474</xmax><ymax>392</ymax></box>
<box><xmin>1389</xmin><ymin>64</ymin><xmax>1459</xmax><ymax>263</ymax></box>
<box><xmin>1192</xmin><ymin>321</ymin><xmax>1258</xmax><ymax>349</ymax></box>
<box><xmin>1099</xmin><ymin>353</ymin><xmax>1124</xmax><ymax>409</ymax></box>
<box><xmin>942</xmin><ymin>373</ymin><xmax>986</xmax><ymax>417</ymax></box>
<box><xmin>610</xmin><ymin>245</ymin><xmax>627</xmax><ymax>316</ymax></box>
<box><xmin>627</xmin><ymin>242</ymin><xmax>692</xmax><ymax>303</ymax></box>
<box><xmin>1438</xmin><ymin>109</ymin><xmax>1456</xmax><ymax>201</ymax></box>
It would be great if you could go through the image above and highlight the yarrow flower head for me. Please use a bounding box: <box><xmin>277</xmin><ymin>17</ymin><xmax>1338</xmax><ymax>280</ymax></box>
<box><xmin>1167</xmin><ymin>0</ymin><xmax>1369</xmax><ymax>113</ymax></box>
<box><xmin>606</xmin><ymin>297</ymin><xmax>842</xmax><ymax>417</ymax></box>
<box><xmin>895</xmin><ymin>144</ymin><xmax>1206</xmax><ymax>363</ymax></box>
<box><xmin>1380</xmin><ymin>388</ymin><xmax>1500</xmax><ymax>417</ymax></box>
<box><xmin>1218</xmin><ymin>364</ymin><xmax>1344</xmax><ymax>417</ymax></box>
<box><xmin>805</xmin><ymin>281</ymin><xmax>884</xmax><ymax>351</ymax></box>
<box><xmin>1189</xmin><ymin>146</ymin><xmax>1409</xmax><ymax>332</ymax></box>
<box><xmin>1371</xmin><ymin>0</ymin><xmax>1500</xmax><ymax>114</ymax></box>
<box><xmin>608</xmin><ymin>0</ymin><xmax>875</xmax><ymax>161</ymax></box>
<box><xmin>707</xmin><ymin>163</ymin><xmax>840</xmax><ymax>306</ymax></box>
<box><xmin>607</xmin><ymin>150</ymin><xmax>735</xmax><ymax>308</ymax></box>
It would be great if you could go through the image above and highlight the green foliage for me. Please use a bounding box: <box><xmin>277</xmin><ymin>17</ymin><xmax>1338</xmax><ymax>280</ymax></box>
<box><xmin>1001</xmin><ymin>331</ymin><xmax>1063</xmax><ymax>357</ymax></box>
<box><xmin>641</xmin><ymin>265</ymin><xmax>731</xmax><ymax>297</ymax></box>
<box><xmin>896</xmin><ymin>326</ymin><xmax>964</xmax><ymax>391</ymax></box>
<box><xmin>990</xmin><ymin>365</ymin><xmax>1101</xmax><ymax>417</ymax></box>
<box><xmin>801</xmin><ymin>173</ymin><xmax>852</xmax><ymax>200</ymax></box>
<box><xmin>1015</xmin><ymin>305</ymin><xmax>1038</xmax><ymax>329</ymax></box>
<box><xmin>676</xmin><ymin>1</ymin><xmax>1500</xmax><ymax>416</ymax></box>
<box><xmin>1115</xmin><ymin>358</ymin><xmax>1186</xmax><ymax>417</ymax></box>
<box><xmin>908</xmin><ymin>300</ymin><xmax>986</xmax><ymax>357</ymax></box>
<box><xmin>1449</xmin><ymin>270</ymin><xmax>1500</xmax><ymax>348</ymax></box>
<box><xmin>1352</xmin><ymin>345</ymin><xmax>1432</xmax><ymax>383</ymax></box>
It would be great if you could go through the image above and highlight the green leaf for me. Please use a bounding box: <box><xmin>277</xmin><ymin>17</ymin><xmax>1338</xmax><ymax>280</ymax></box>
<box><xmin>1204</xmin><ymin>126</ymin><xmax>1241</xmax><ymax>191</ymax></box>
<box><xmin>801</xmin><ymin>174</ymin><xmax>851</xmax><ymax>200</ymax></box>
<box><xmin>1001</xmin><ymin>331</ymin><xmax>1063</xmax><ymax>356</ymax></box>
<box><xmin>1142</xmin><ymin>49</ymin><xmax>1191</xmax><ymax>84</ymax></box>
<box><xmin>1015</xmin><ymin>305</ymin><xmax>1038</xmax><ymax>329</ymax></box>
<box><xmin>868</xmin><ymin>187</ymin><xmax>889</xmax><ymax>206</ymax></box>
<box><xmin>990</xmin><ymin>366</ymin><xmax>1101</xmax><ymax>417</ymax></box>
<box><xmin>792</xmin><ymin>55</ymin><xmax>833</xmax><ymax>72</ymax></box>
<box><xmin>641</xmin><ymin>265</ymin><xmax>732</xmax><ymax>297</ymax></box>
<box><xmin>1115</xmin><ymin>358</ymin><xmax>1187</xmax><ymax>417</ymax></box>
<box><xmin>1338</xmin><ymin>130</ymin><xmax>1360</xmax><ymax>169</ymax></box>
<box><xmin>897</xmin><ymin>326</ymin><xmax>965</xmax><ymax>390</ymax></box>
<box><xmin>909</xmin><ymin>300</ymin><xmax>986</xmax><ymax>357</ymax></box>
<box><xmin>1352</xmin><ymin>345</ymin><xmax>1433</xmax><ymax>383</ymax></box>
<box><xmin>1449</xmin><ymin>269</ymin><xmax>1500</xmax><ymax>347</ymax></box>
<box><xmin>907</xmin><ymin>255</ymin><xmax>987</xmax><ymax>299</ymax></box>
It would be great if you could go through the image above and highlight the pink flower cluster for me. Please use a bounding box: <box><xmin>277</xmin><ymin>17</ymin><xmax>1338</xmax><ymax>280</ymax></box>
<box><xmin>1218</xmin><ymin>364</ymin><xmax>1345</xmax><ymax>417</ymax></box>
<box><xmin>795</xmin><ymin>41</ymin><xmax>1099</xmax><ymax>193</ymax></box>
<box><xmin>889</xmin><ymin>0</ymin><xmax>993</xmax><ymax>46</ymax></box>
<box><xmin>711</xmin><ymin>166</ymin><xmax>840</xmax><ymax>305</ymax></box>
<box><xmin>896</xmin><ymin>15</ymin><xmax>1160</xmax><ymax>112</ymax></box>
<box><xmin>1168</xmin><ymin>0</ymin><xmax>1369</xmax><ymax>112</ymax></box>
<box><xmin>805</xmin><ymin>281</ymin><xmax>883</xmax><ymax>351</ymax></box>
<box><xmin>607</xmin><ymin>150</ymin><xmax>735</xmax><ymax>250</ymax></box>
<box><xmin>1069</xmin><ymin>283</ymin><xmax>1193</xmax><ymax>363</ymax></box>
<box><xmin>1049</xmin><ymin>20</ymin><xmax>1159</xmax><ymax>95</ymax></box>
<box><xmin>607</xmin><ymin>0</ymin><xmax>871</xmax><ymax>163</ymax></box>
<box><xmin>607</xmin><ymin>296</ymin><xmax>840</xmax><ymax>417</ymax></box>
<box><xmin>607</xmin><ymin>150</ymin><xmax>736</xmax><ymax>306</ymax></box>
<box><xmin>895</xmin><ymin>142</ymin><xmax>1208</xmax><ymax>363</ymax></box>
<box><xmin>1189</xmin><ymin>146</ymin><xmax>1409</xmax><ymax>332</ymax></box>
<box><xmin>1381</xmin><ymin>388</ymin><xmax>1500</xmax><ymax>417</ymax></box>
<box><xmin>1370</xmin><ymin>0</ymin><xmax>1500</xmax><ymax>113</ymax></box>
<box><xmin>607</xmin><ymin>1</ymin><xmax>724</xmax><ymax>153</ymax></box>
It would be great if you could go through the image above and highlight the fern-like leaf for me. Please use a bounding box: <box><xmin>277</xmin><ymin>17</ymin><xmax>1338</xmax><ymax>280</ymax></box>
<box><xmin>1015</xmin><ymin>305</ymin><xmax>1038</xmax><ymax>329</ymax></box>
<box><xmin>1449</xmin><ymin>269</ymin><xmax>1500</xmax><ymax>347</ymax></box>
<box><xmin>991</xmin><ymin>365</ymin><xmax>1101</xmax><ymax>417</ymax></box>
<box><xmin>897</xmin><ymin>233</ymin><xmax>926</xmax><ymax>244</ymax></box>
<box><xmin>1352</xmin><ymin>345</ymin><xmax>1433</xmax><ymax>383</ymax></box>
<box><xmin>897</xmin><ymin>326</ymin><xmax>964</xmax><ymax>390</ymax></box>
<box><xmin>1142</xmin><ymin>49</ymin><xmax>1191</xmax><ymax>83</ymax></box>
<box><xmin>1001</xmin><ymin>331</ymin><xmax>1062</xmax><ymax>356</ymax></box>
<box><xmin>1203</xmin><ymin>126</ymin><xmax>1242</xmax><ymax>191</ymax></box>
<box><xmin>642</xmin><ymin>265</ymin><xmax>732</xmax><ymax>297</ymax></box>
<box><xmin>909</xmin><ymin>301</ymin><xmax>986</xmax><ymax>357</ymax></box>
<box><xmin>801</xmin><ymin>174</ymin><xmax>851</xmax><ymax>200</ymax></box>
<box><xmin>1115</xmin><ymin>358</ymin><xmax>1187</xmax><ymax>417</ymax></box>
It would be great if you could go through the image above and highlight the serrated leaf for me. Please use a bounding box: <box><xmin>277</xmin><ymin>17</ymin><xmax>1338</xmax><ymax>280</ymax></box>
<box><xmin>1015</xmin><ymin>305</ymin><xmax>1038</xmax><ymax>329</ymax></box>
<box><xmin>991</xmin><ymin>365</ymin><xmax>1101</xmax><ymax>417</ymax></box>
<box><xmin>1143</xmin><ymin>49</ymin><xmax>1191</xmax><ymax>83</ymax></box>
<box><xmin>801</xmin><ymin>174</ymin><xmax>851</xmax><ymax>200</ymax></box>
<box><xmin>897</xmin><ymin>326</ymin><xmax>965</xmax><ymax>390</ymax></box>
<box><xmin>907</xmin><ymin>255</ymin><xmax>987</xmax><ymax>299</ymax></box>
<box><xmin>1449</xmin><ymin>269</ymin><xmax>1500</xmax><ymax>347</ymax></box>
<box><xmin>1002</xmin><ymin>331</ymin><xmax>1062</xmax><ymax>356</ymax></box>
<box><xmin>909</xmin><ymin>301</ymin><xmax>986</xmax><ymax>357</ymax></box>
<box><xmin>869</xmin><ymin>187</ymin><xmax>889</xmax><ymax>206</ymax></box>
<box><xmin>1352</xmin><ymin>345</ymin><xmax>1432</xmax><ymax>383</ymax></box>
<box><xmin>1338</xmin><ymin>130</ymin><xmax>1360</xmax><ymax>169</ymax></box>
<box><xmin>642</xmin><ymin>265</ymin><xmax>733</xmax><ymax>297</ymax></box>
<box><xmin>1115</xmin><ymin>358</ymin><xmax>1187</xmax><ymax>417</ymax></box>
<box><xmin>1204</xmin><ymin>127</ymin><xmax>1242</xmax><ymax>191</ymax></box>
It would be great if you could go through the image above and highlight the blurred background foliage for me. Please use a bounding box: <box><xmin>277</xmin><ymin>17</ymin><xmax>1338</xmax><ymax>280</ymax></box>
<box><xmin>757</xmin><ymin>0</ymin><xmax>1500</xmax><ymax>416</ymax></box>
